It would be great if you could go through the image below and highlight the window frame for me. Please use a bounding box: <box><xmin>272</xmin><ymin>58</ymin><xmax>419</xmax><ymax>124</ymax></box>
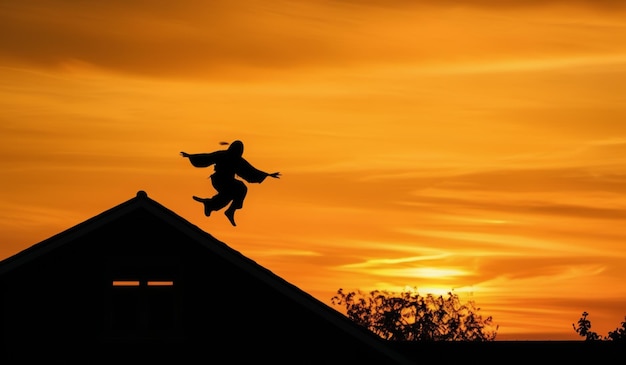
<box><xmin>104</xmin><ymin>256</ymin><xmax>183</xmax><ymax>341</ymax></box>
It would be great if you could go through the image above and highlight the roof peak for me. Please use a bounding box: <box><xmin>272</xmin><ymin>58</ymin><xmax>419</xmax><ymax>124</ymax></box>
<box><xmin>136</xmin><ymin>190</ymin><xmax>148</xmax><ymax>198</ymax></box>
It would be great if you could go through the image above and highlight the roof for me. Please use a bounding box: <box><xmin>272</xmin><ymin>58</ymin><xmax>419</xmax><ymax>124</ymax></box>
<box><xmin>0</xmin><ymin>190</ymin><xmax>414</xmax><ymax>365</ymax></box>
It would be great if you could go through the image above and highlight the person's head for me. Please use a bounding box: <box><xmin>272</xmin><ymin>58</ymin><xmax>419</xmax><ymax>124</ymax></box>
<box><xmin>227</xmin><ymin>140</ymin><xmax>244</xmax><ymax>157</ymax></box>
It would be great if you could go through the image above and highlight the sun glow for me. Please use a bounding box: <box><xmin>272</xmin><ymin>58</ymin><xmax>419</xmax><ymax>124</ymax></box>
<box><xmin>373</xmin><ymin>267</ymin><xmax>471</xmax><ymax>280</ymax></box>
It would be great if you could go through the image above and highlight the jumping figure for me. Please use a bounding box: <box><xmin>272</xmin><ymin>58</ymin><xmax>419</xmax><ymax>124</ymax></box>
<box><xmin>180</xmin><ymin>140</ymin><xmax>280</xmax><ymax>226</ymax></box>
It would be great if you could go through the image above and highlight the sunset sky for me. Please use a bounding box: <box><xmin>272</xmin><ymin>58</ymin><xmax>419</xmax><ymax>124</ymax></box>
<box><xmin>2</xmin><ymin>0</ymin><xmax>626</xmax><ymax>340</ymax></box>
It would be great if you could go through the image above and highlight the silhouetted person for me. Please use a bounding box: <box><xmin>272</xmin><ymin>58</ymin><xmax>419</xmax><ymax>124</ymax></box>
<box><xmin>180</xmin><ymin>140</ymin><xmax>280</xmax><ymax>226</ymax></box>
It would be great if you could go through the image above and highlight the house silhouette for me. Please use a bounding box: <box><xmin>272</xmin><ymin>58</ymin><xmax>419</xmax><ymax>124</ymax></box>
<box><xmin>0</xmin><ymin>191</ymin><xmax>414</xmax><ymax>364</ymax></box>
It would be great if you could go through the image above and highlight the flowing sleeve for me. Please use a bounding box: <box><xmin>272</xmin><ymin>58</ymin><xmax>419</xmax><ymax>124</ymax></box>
<box><xmin>186</xmin><ymin>152</ymin><xmax>218</xmax><ymax>168</ymax></box>
<box><xmin>236</xmin><ymin>158</ymin><xmax>269</xmax><ymax>183</ymax></box>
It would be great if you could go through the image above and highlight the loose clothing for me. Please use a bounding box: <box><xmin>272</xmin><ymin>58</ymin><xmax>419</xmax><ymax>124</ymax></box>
<box><xmin>186</xmin><ymin>151</ymin><xmax>269</xmax><ymax>211</ymax></box>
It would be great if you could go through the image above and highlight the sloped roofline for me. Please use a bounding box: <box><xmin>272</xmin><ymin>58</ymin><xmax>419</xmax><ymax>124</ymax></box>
<box><xmin>0</xmin><ymin>190</ymin><xmax>415</xmax><ymax>365</ymax></box>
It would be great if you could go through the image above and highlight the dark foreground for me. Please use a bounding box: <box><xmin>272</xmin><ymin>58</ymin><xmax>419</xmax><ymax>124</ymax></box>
<box><xmin>390</xmin><ymin>340</ymin><xmax>625</xmax><ymax>364</ymax></box>
<box><xmin>4</xmin><ymin>340</ymin><xmax>624</xmax><ymax>364</ymax></box>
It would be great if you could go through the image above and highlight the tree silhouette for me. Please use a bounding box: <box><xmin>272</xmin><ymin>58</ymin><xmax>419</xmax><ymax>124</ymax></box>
<box><xmin>573</xmin><ymin>312</ymin><xmax>626</xmax><ymax>341</ymax></box>
<box><xmin>572</xmin><ymin>311</ymin><xmax>601</xmax><ymax>341</ymax></box>
<box><xmin>331</xmin><ymin>288</ymin><xmax>498</xmax><ymax>341</ymax></box>
<box><xmin>606</xmin><ymin>317</ymin><xmax>626</xmax><ymax>342</ymax></box>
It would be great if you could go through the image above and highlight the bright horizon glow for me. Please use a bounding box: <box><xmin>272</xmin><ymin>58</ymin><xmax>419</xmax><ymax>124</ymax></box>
<box><xmin>2</xmin><ymin>0</ymin><xmax>626</xmax><ymax>340</ymax></box>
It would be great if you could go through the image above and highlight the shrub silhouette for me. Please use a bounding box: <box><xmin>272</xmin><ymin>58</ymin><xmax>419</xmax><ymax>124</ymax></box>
<box><xmin>572</xmin><ymin>311</ymin><xmax>602</xmax><ymax>340</ymax></box>
<box><xmin>607</xmin><ymin>317</ymin><xmax>626</xmax><ymax>341</ymax></box>
<box><xmin>573</xmin><ymin>311</ymin><xmax>626</xmax><ymax>341</ymax></box>
<box><xmin>331</xmin><ymin>288</ymin><xmax>498</xmax><ymax>341</ymax></box>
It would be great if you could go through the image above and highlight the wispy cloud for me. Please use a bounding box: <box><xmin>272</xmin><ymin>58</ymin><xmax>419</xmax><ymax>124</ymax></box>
<box><xmin>2</xmin><ymin>0</ymin><xmax>625</xmax><ymax>77</ymax></box>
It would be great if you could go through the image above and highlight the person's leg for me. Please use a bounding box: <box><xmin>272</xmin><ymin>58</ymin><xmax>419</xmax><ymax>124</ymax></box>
<box><xmin>224</xmin><ymin>180</ymin><xmax>247</xmax><ymax>226</ymax></box>
<box><xmin>193</xmin><ymin>177</ymin><xmax>234</xmax><ymax>216</ymax></box>
<box><xmin>192</xmin><ymin>194</ymin><xmax>231</xmax><ymax>216</ymax></box>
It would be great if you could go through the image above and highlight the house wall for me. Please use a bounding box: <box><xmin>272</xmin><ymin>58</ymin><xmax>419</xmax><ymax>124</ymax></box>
<box><xmin>1</xmin><ymin>207</ymin><xmax>406</xmax><ymax>364</ymax></box>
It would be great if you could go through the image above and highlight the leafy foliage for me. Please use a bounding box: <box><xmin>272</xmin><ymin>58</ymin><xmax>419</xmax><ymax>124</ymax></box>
<box><xmin>331</xmin><ymin>288</ymin><xmax>498</xmax><ymax>341</ymax></box>
<box><xmin>573</xmin><ymin>312</ymin><xmax>626</xmax><ymax>341</ymax></box>
<box><xmin>572</xmin><ymin>311</ymin><xmax>602</xmax><ymax>340</ymax></box>
<box><xmin>606</xmin><ymin>317</ymin><xmax>626</xmax><ymax>341</ymax></box>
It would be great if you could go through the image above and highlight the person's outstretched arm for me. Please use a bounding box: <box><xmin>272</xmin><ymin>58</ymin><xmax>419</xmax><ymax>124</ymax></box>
<box><xmin>180</xmin><ymin>151</ymin><xmax>218</xmax><ymax>168</ymax></box>
<box><xmin>237</xmin><ymin>158</ymin><xmax>280</xmax><ymax>183</ymax></box>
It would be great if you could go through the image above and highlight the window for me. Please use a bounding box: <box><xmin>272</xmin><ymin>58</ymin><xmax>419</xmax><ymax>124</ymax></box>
<box><xmin>105</xmin><ymin>257</ymin><xmax>182</xmax><ymax>339</ymax></box>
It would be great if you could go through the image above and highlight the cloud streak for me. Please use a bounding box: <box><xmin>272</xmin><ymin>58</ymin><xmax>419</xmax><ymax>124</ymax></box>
<box><xmin>2</xmin><ymin>0</ymin><xmax>625</xmax><ymax>78</ymax></box>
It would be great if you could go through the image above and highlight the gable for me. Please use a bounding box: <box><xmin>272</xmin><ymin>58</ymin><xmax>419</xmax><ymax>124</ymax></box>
<box><xmin>0</xmin><ymin>191</ymin><xmax>413</xmax><ymax>364</ymax></box>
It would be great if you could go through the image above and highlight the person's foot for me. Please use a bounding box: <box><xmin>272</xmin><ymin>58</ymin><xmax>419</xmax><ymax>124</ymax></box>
<box><xmin>224</xmin><ymin>209</ymin><xmax>237</xmax><ymax>226</ymax></box>
<box><xmin>192</xmin><ymin>196</ymin><xmax>212</xmax><ymax>217</ymax></box>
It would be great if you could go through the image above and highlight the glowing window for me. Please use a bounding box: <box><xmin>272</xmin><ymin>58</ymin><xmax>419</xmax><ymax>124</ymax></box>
<box><xmin>111</xmin><ymin>280</ymin><xmax>174</xmax><ymax>286</ymax></box>
<box><xmin>108</xmin><ymin>278</ymin><xmax>179</xmax><ymax>336</ymax></box>
<box><xmin>112</xmin><ymin>280</ymin><xmax>141</xmax><ymax>286</ymax></box>
<box><xmin>148</xmin><ymin>281</ymin><xmax>174</xmax><ymax>286</ymax></box>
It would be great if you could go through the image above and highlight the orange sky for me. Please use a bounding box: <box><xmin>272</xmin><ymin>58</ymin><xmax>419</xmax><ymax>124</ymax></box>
<box><xmin>1</xmin><ymin>0</ymin><xmax>626</xmax><ymax>340</ymax></box>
